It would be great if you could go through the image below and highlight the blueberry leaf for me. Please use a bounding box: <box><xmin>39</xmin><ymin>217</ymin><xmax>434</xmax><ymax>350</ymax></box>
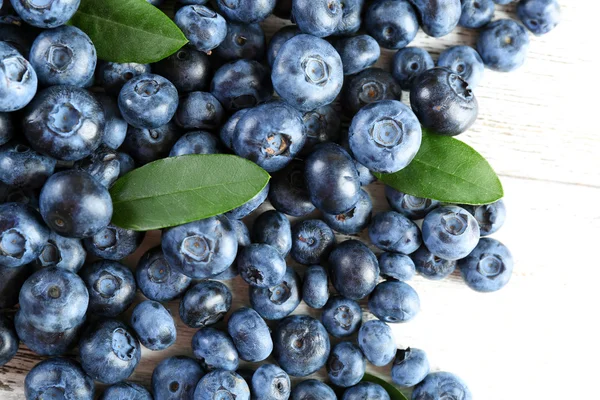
<box><xmin>69</xmin><ymin>0</ymin><xmax>188</xmax><ymax>63</ymax></box>
<box><xmin>109</xmin><ymin>154</ymin><xmax>270</xmax><ymax>231</ymax></box>
<box><xmin>374</xmin><ymin>130</ymin><xmax>503</xmax><ymax>205</ymax></box>
<box><xmin>362</xmin><ymin>373</ymin><xmax>409</xmax><ymax>400</ymax></box>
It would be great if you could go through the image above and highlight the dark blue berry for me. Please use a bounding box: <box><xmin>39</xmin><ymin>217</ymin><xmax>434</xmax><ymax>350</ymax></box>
<box><xmin>174</xmin><ymin>91</ymin><xmax>224</xmax><ymax>131</ymax></box>
<box><xmin>291</xmin><ymin>219</ymin><xmax>335</xmax><ymax>265</ymax></box>
<box><xmin>385</xmin><ymin>186</ymin><xmax>439</xmax><ymax>220</ymax></box>
<box><xmin>335</xmin><ymin>35</ymin><xmax>380</xmax><ymax>75</ymax></box>
<box><xmin>179</xmin><ymin>280</ymin><xmax>232</xmax><ymax>328</ymax></box>
<box><xmin>291</xmin><ymin>380</ymin><xmax>336</xmax><ymax>400</ymax></box>
<box><xmin>14</xmin><ymin>309</ymin><xmax>81</xmax><ymax>356</ymax></box>
<box><xmin>342</xmin><ymin>382</ymin><xmax>390</xmax><ymax>399</ymax></box>
<box><xmin>192</xmin><ymin>327</ymin><xmax>239</xmax><ymax>371</ymax></box>
<box><xmin>369</xmin><ymin>280</ymin><xmax>420</xmax><ymax>323</ymax></box>
<box><xmin>301</xmin><ymin>105</ymin><xmax>341</xmax><ymax>155</ymax></box>
<box><xmin>97</xmin><ymin>61</ymin><xmax>151</xmax><ymax>96</ymax></box>
<box><xmin>0</xmin><ymin>141</ymin><xmax>56</xmax><ymax>189</ymax></box>
<box><xmin>122</xmin><ymin>122</ymin><xmax>182</xmax><ymax>165</ymax></box>
<box><xmin>252</xmin><ymin>210</ymin><xmax>292</xmax><ymax>257</ymax></box>
<box><xmin>228</xmin><ymin>307</ymin><xmax>273</xmax><ymax>362</ymax></box>
<box><xmin>411</xmin><ymin>244</ymin><xmax>457</xmax><ymax>280</ymax></box>
<box><xmin>0</xmin><ymin>314</ymin><xmax>18</xmax><ymax>366</ymax></box>
<box><xmin>477</xmin><ymin>19</ymin><xmax>530</xmax><ymax>72</ymax></box>
<box><xmin>215</xmin><ymin>22</ymin><xmax>266</xmax><ymax>61</ymax></box>
<box><xmin>83</xmin><ymin>223</ymin><xmax>144</xmax><ymax>260</ymax></box>
<box><xmin>358</xmin><ymin>320</ymin><xmax>396</xmax><ymax>366</ymax></box>
<box><xmin>327</xmin><ymin>342</ymin><xmax>366</xmax><ymax>387</ymax></box>
<box><xmin>131</xmin><ymin>300</ymin><xmax>177</xmax><ymax>351</ymax></box>
<box><xmin>391</xmin><ymin>47</ymin><xmax>434</xmax><ymax>91</ymax></box>
<box><xmin>365</xmin><ymin>0</ymin><xmax>418</xmax><ymax>49</ymax></box>
<box><xmin>369</xmin><ymin>211</ymin><xmax>422</xmax><ymax>254</ymax></box>
<box><xmin>135</xmin><ymin>246</ymin><xmax>192</xmax><ymax>302</ymax></box>
<box><xmin>438</xmin><ymin>45</ymin><xmax>485</xmax><ymax>89</ymax></box>
<box><xmin>251</xmin><ymin>363</ymin><xmax>291</xmax><ymax>400</ymax></box>
<box><xmin>422</xmin><ymin>205</ymin><xmax>480</xmax><ymax>260</ymax></box>
<box><xmin>410</xmin><ymin>0</ymin><xmax>462</xmax><ymax>37</ymax></box>
<box><xmin>379</xmin><ymin>252</ymin><xmax>416</xmax><ymax>281</ymax></box>
<box><xmin>237</xmin><ymin>243</ymin><xmax>286</xmax><ymax>288</ymax></box>
<box><xmin>391</xmin><ymin>347</ymin><xmax>430</xmax><ymax>387</ymax></box>
<box><xmin>463</xmin><ymin>199</ymin><xmax>506</xmax><ymax>236</ymax></box>
<box><xmin>250</xmin><ymin>267</ymin><xmax>302</xmax><ymax>320</ymax></box>
<box><xmin>267</xmin><ymin>25</ymin><xmax>300</xmax><ymax>67</ymax></box>
<box><xmin>0</xmin><ymin>202</ymin><xmax>49</xmax><ymax>267</ymax></box>
<box><xmin>152</xmin><ymin>356</ymin><xmax>205</xmax><ymax>400</ymax></box>
<box><xmin>458</xmin><ymin>237</ymin><xmax>513</xmax><ymax>292</ymax></box>
<box><xmin>152</xmin><ymin>45</ymin><xmax>212</xmax><ymax>93</ymax></box>
<box><xmin>175</xmin><ymin>5</ymin><xmax>227</xmax><ymax>53</ymax></box>
<box><xmin>225</xmin><ymin>182</ymin><xmax>269</xmax><ymax>219</ymax></box>
<box><xmin>302</xmin><ymin>265</ymin><xmax>329</xmax><ymax>309</ymax></box>
<box><xmin>342</xmin><ymin>68</ymin><xmax>402</xmax><ymax>116</ymax></box>
<box><xmin>80</xmin><ymin>260</ymin><xmax>136</xmax><ymax>317</ymax></box>
<box><xmin>321</xmin><ymin>295</ymin><xmax>362</xmax><ymax>338</ymax></box>
<box><xmin>24</xmin><ymin>358</ymin><xmax>94</xmax><ymax>400</ymax></box>
<box><xmin>330</xmin><ymin>239</ymin><xmax>379</xmax><ymax>300</ymax></box>
<box><xmin>323</xmin><ymin>188</ymin><xmax>372</xmax><ymax>235</ymax></box>
<box><xmin>268</xmin><ymin>160</ymin><xmax>315</xmax><ymax>217</ymax></box>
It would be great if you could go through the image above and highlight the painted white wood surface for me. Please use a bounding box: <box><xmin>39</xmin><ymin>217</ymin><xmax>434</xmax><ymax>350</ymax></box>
<box><xmin>1</xmin><ymin>1</ymin><xmax>597</xmax><ymax>399</ymax></box>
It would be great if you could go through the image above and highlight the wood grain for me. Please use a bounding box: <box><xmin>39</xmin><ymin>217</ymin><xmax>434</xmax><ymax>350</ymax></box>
<box><xmin>1</xmin><ymin>1</ymin><xmax>597</xmax><ymax>399</ymax></box>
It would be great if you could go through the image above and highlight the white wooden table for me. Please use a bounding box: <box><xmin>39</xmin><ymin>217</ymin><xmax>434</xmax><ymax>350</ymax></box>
<box><xmin>1</xmin><ymin>1</ymin><xmax>596</xmax><ymax>399</ymax></box>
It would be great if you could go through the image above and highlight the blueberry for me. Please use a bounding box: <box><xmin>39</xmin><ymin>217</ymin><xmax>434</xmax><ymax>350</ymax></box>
<box><xmin>94</xmin><ymin>94</ymin><xmax>128</xmax><ymax>150</ymax></box>
<box><xmin>379</xmin><ymin>252</ymin><xmax>416</xmax><ymax>281</ymax></box>
<box><xmin>272</xmin><ymin>34</ymin><xmax>343</xmax><ymax>112</ymax></box>
<box><xmin>24</xmin><ymin>358</ymin><xmax>94</xmax><ymax>400</ymax></box>
<box><xmin>180</xmin><ymin>280</ymin><xmax>232</xmax><ymax>328</ymax></box>
<box><xmin>330</xmin><ymin>239</ymin><xmax>379</xmax><ymax>300</ymax></box>
<box><xmin>476</xmin><ymin>19</ymin><xmax>530</xmax><ymax>72</ymax></box>
<box><xmin>354</xmin><ymin>160</ymin><xmax>377</xmax><ymax>186</ymax></box>
<box><xmin>19</xmin><ymin>267</ymin><xmax>88</xmax><ymax>332</ymax></box>
<box><xmin>237</xmin><ymin>243</ymin><xmax>286</xmax><ymax>287</ymax></box>
<box><xmin>0</xmin><ymin>202</ymin><xmax>49</xmax><ymax>267</ymax></box>
<box><xmin>411</xmin><ymin>244</ymin><xmax>457</xmax><ymax>280</ymax></box>
<box><xmin>365</xmin><ymin>0</ymin><xmax>419</xmax><ymax>49</ymax></box>
<box><xmin>215</xmin><ymin>22</ymin><xmax>266</xmax><ymax>61</ymax></box>
<box><xmin>250</xmin><ymin>267</ymin><xmax>302</xmax><ymax>320</ymax></box>
<box><xmin>342</xmin><ymin>68</ymin><xmax>402</xmax><ymax>116</ymax></box>
<box><xmin>385</xmin><ymin>186</ymin><xmax>439</xmax><ymax>220</ymax></box>
<box><xmin>321</xmin><ymin>295</ymin><xmax>362</xmax><ymax>337</ymax></box>
<box><xmin>358</xmin><ymin>320</ymin><xmax>396</xmax><ymax>366</ymax></box>
<box><xmin>268</xmin><ymin>159</ymin><xmax>315</xmax><ymax>217</ymax></box>
<box><xmin>10</xmin><ymin>0</ymin><xmax>80</xmax><ymax>28</ymax></box>
<box><xmin>15</xmin><ymin>309</ymin><xmax>81</xmax><ymax>356</ymax></box>
<box><xmin>391</xmin><ymin>47</ymin><xmax>434</xmax><ymax>91</ymax></box>
<box><xmin>369</xmin><ymin>211</ymin><xmax>422</xmax><ymax>254</ymax></box>
<box><xmin>130</xmin><ymin>300</ymin><xmax>176</xmax><ymax>351</ymax></box>
<box><xmin>228</xmin><ymin>307</ymin><xmax>273</xmax><ymax>362</ymax></box>
<box><xmin>273</xmin><ymin>315</ymin><xmax>330</xmax><ymax>376</ymax></box>
<box><xmin>116</xmin><ymin>151</ymin><xmax>135</xmax><ymax>176</ymax></box>
<box><xmin>192</xmin><ymin>327</ymin><xmax>239</xmax><ymax>371</ymax></box>
<box><xmin>175</xmin><ymin>5</ymin><xmax>227</xmax><ymax>53</ymax></box>
<box><xmin>232</xmin><ymin>219</ymin><xmax>251</xmax><ymax>246</ymax></box>
<box><xmin>327</xmin><ymin>342</ymin><xmax>366</xmax><ymax>387</ymax></box>
<box><xmin>40</xmin><ymin>170</ymin><xmax>112</xmax><ymax>238</ymax></box>
<box><xmin>29</xmin><ymin>26</ymin><xmax>96</xmax><ymax>87</ymax></box>
<box><xmin>216</xmin><ymin>0</ymin><xmax>275</xmax><ymax>23</ymax></box>
<box><xmin>517</xmin><ymin>0</ymin><xmax>560</xmax><ymax>35</ymax></box>
<box><xmin>80</xmin><ymin>260</ymin><xmax>136</xmax><ymax>317</ymax></box>
<box><xmin>73</xmin><ymin>145</ymin><xmax>122</xmax><ymax>188</ymax></box>
<box><xmin>391</xmin><ymin>347</ymin><xmax>430</xmax><ymax>387</ymax></box>
<box><xmin>301</xmin><ymin>105</ymin><xmax>341</xmax><ymax>154</ymax></box>
<box><xmin>175</xmin><ymin>91</ymin><xmax>224</xmax><ymax>130</ymax></box>
<box><xmin>194</xmin><ymin>370</ymin><xmax>250</xmax><ymax>400</ymax></box>
<box><xmin>84</xmin><ymin>223</ymin><xmax>143</xmax><ymax>261</ymax></box>
<box><xmin>422</xmin><ymin>205</ymin><xmax>480</xmax><ymax>260</ymax></box>
<box><xmin>252</xmin><ymin>363</ymin><xmax>291</xmax><ymax>400</ymax></box>
<box><xmin>342</xmin><ymin>382</ymin><xmax>390</xmax><ymax>399</ymax></box>
<box><xmin>153</xmin><ymin>356</ymin><xmax>205</xmax><ymax>400</ymax></box>
<box><xmin>305</xmin><ymin>143</ymin><xmax>360</xmax><ymax>214</ymax></box>
<box><xmin>0</xmin><ymin>112</ymin><xmax>14</xmax><ymax>146</ymax></box>
<box><xmin>410</xmin><ymin>67</ymin><xmax>478</xmax><ymax>136</ymax></box>
<box><xmin>459</xmin><ymin>0</ymin><xmax>495</xmax><ymax>29</ymax></box>
<box><xmin>0</xmin><ymin>141</ymin><xmax>55</xmax><ymax>189</ymax></box>
<box><xmin>409</xmin><ymin>0</ymin><xmax>462</xmax><ymax>37</ymax></box>
<box><xmin>219</xmin><ymin>108</ymin><xmax>250</xmax><ymax>150</ymax></box>
<box><xmin>302</xmin><ymin>265</ymin><xmax>329</xmax><ymax>309</ymax></box>
<box><xmin>323</xmin><ymin>188</ymin><xmax>372</xmax><ymax>235</ymax></box>
<box><xmin>412</xmin><ymin>372</ymin><xmax>472</xmax><ymax>400</ymax></box>
<box><xmin>267</xmin><ymin>25</ymin><xmax>300</xmax><ymax>67</ymax></box>
<box><xmin>291</xmin><ymin>379</ymin><xmax>336</xmax><ymax>400</ymax></box>
<box><xmin>252</xmin><ymin>210</ymin><xmax>292</xmax><ymax>257</ymax></box>
<box><xmin>0</xmin><ymin>263</ymin><xmax>32</xmax><ymax>308</ymax></box>
<box><xmin>225</xmin><ymin>182</ymin><xmax>269</xmax><ymax>219</ymax></box>
<box><xmin>100</xmin><ymin>382</ymin><xmax>152</xmax><ymax>400</ymax></box>
<box><xmin>291</xmin><ymin>219</ymin><xmax>336</xmax><ymax>265</ymax></box>
<box><xmin>369</xmin><ymin>280</ymin><xmax>420</xmax><ymax>323</ymax></box>
<box><xmin>135</xmin><ymin>246</ymin><xmax>192</xmax><ymax>301</ymax></box>
<box><xmin>0</xmin><ymin>314</ymin><xmax>18</xmax><ymax>366</ymax></box>
<box><xmin>334</xmin><ymin>35</ymin><xmax>380</xmax><ymax>76</ymax></box>
<box><xmin>233</xmin><ymin>101</ymin><xmax>306</xmax><ymax>172</ymax></box>
<box><xmin>23</xmin><ymin>86</ymin><xmax>104</xmax><ymax>161</ymax></box>
<box><xmin>152</xmin><ymin>45</ymin><xmax>212</xmax><ymax>93</ymax></box>
<box><xmin>458</xmin><ymin>237</ymin><xmax>513</xmax><ymax>292</ymax></box>
<box><xmin>335</xmin><ymin>0</ymin><xmax>365</xmax><ymax>35</ymax></box>
<box><xmin>79</xmin><ymin>319</ymin><xmax>141</xmax><ymax>384</ymax></box>
<box><xmin>122</xmin><ymin>121</ymin><xmax>182</xmax><ymax>165</ymax></box>
<box><xmin>438</xmin><ymin>45</ymin><xmax>485</xmax><ymax>89</ymax></box>
<box><xmin>210</xmin><ymin>59</ymin><xmax>273</xmax><ymax>112</ymax></box>
<box><xmin>169</xmin><ymin>131</ymin><xmax>219</xmax><ymax>157</ymax></box>
<box><xmin>292</xmin><ymin>0</ymin><xmax>342</xmax><ymax>37</ymax></box>
<box><xmin>463</xmin><ymin>199</ymin><xmax>506</xmax><ymax>236</ymax></box>
<box><xmin>97</xmin><ymin>61</ymin><xmax>151</xmax><ymax>96</ymax></box>
<box><xmin>118</xmin><ymin>73</ymin><xmax>178</xmax><ymax>129</ymax></box>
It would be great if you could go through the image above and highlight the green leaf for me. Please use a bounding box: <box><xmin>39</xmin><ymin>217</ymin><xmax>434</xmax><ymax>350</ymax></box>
<box><xmin>69</xmin><ymin>0</ymin><xmax>188</xmax><ymax>63</ymax></box>
<box><xmin>375</xmin><ymin>130</ymin><xmax>503</xmax><ymax>205</ymax></box>
<box><xmin>109</xmin><ymin>154</ymin><xmax>270</xmax><ymax>231</ymax></box>
<box><xmin>362</xmin><ymin>374</ymin><xmax>409</xmax><ymax>400</ymax></box>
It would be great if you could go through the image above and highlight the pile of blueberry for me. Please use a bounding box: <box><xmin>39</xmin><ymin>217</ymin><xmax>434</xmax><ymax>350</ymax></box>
<box><xmin>0</xmin><ymin>0</ymin><xmax>559</xmax><ymax>398</ymax></box>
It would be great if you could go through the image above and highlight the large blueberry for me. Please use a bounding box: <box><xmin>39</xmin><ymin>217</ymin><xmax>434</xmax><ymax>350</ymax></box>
<box><xmin>409</xmin><ymin>0</ymin><xmax>461</xmax><ymax>37</ymax></box>
<box><xmin>273</xmin><ymin>315</ymin><xmax>330</xmax><ymax>377</ymax></box>
<box><xmin>321</xmin><ymin>295</ymin><xmax>362</xmax><ymax>338</ymax></box>
<box><xmin>237</xmin><ymin>243</ymin><xmax>286</xmax><ymax>288</ymax></box>
<box><xmin>342</xmin><ymin>68</ymin><xmax>402</xmax><ymax>116</ymax></box>
<box><xmin>302</xmin><ymin>265</ymin><xmax>329</xmax><ymax>309</ymax></box>
<box><xmin>153</xmin><ymin>356</ymin><xmax>205</xmax><ymax>400</ymax></box>
<box><xmin>411</xmin><ymin>244</ymin><xmax>457</xmax><ymax>280</ymax></box>
<box><xmin>327</xmin><ymin>342</ymin><xmax>366</xmax><ymax>387</ymax></box>
<box><xmin>228</xmin><ymin>307</ymin><xmax>273</xmax><ymax>362</ymax></box>
<box><xmin>323</xmin><ymin>188</ymin><xmax>372</xmax><ymax>235</ymax></box>
<box><xmin>0</xmin><ymin>202</ymin><xmax>49</xmax><ymax>267</ymax></box>
<box><xmin>272</xmin><ymin>34</ymin><xmax>343</xmax><ymax>112</ymax></box>
<box><xmin>392</xmin><ymin>347</ymin><xmax>430</xmax><ymax>387</ymax></box>
<box><xmin>252</xmin><ymin>210</ymin><xmax>292</xmax><ymax>257</ymax></box>
<box><xmin>379</xmin><ymin>252</ymin><xmax>416</xmax><ymax>281</ymax></box>
<box><xmin>438</xmin><ymin>45</ymin><xmax>485</xmax><ymax>89</ymax></box>
<box><xmin>10</xmin><ymin>0</ymin><xmax>80</xmax><ymax>28</ymax></box>
<box><xmin>369</xmin><ymin>211</ymin><xmax>422</xmax><ymax>254</ymax></box>
<box><xmin>83</xmin><ymin>223</ymin><xmax>143</xmax><ymax>260</ymax></box>
<box><xmin>122</xmin><ymin>121</ymin><xmax>182</xmax><ymax>165</ymax></box>
<box><xmin>0</xmin><ymin>314</ymin><xmax>18</xmax><ymax>366</ymax></box>
<box><xmin>342</xmin><ymin>382</ymin><xmax>390</xmax><ymax>399</ymax></box>
<box><xmin>15</xmin><ymin>309</ymin><xmax>81</xmax><ymax>356</ymax></box>
<box><xmin>459</xmin><ymin>0</ymin><xmax>495</xmax><ymax>29</ymax></box>
<box><xmin>458</xmin><ymin>237</ymin><xmax>513</xmax><ymax>292</ymax></box>
<box><xmin>175</xmin><ymin>5</ymin><xmax>227</xmax><ymax>53</ymax></box>
<box><xmin>365</xmin><ymin>0</ymin><xmax>419</xmax><ymax>49</ymax></box>
<box><xmin>422</xmin><ymin>205</ymin><xmax>480</xmax><ymax>260</ymax></box>
<box><xmin>305</xmin><ymin>143</ymin><xmax>360</xmax><ymax>214</ymax></box>
<box><xmin>162</xmin><ymin>215</ymin><xmax>238</xmax><ymax>279</ymax></box>
<box><xmin>385</xmin><ymin>186</ymin><xmax>439</xmax><ymax>220</ymax></box>
<box><xmin>412</xmin><ymin>372</ymin><xmax>472</xmax><ymax>400</ymax></box>
<box><xmin>40</xmin><ymin>170</ymin><xmax>113</xmax><ymax>238</ymax></box>
<box><xmin>100</xmin><ymin>382</ymin><xmax>152</xmax><ymax>400</ymax></box>
<box><xmin>0</xmin><ymin>42</ymin><xmax>37</xmax><ymax>112</ymax></box>
<box><xmin>79</xmin><ymin>319</ymin><xmax>141</xmax><ymax>384</ymax></box>
<box><xmin>225</xmin><ymin>182</ymin><xmax>269</xmax><ymax>219</ymax></box>
<box><xmin>476</xmin><ymin>19</ymin><xmax>530</xmax><ymax>72</ymax></box>
<box><xmin>192</xmin><ymin>327</ymin><xmax>239</xmax><ymax>371</ymax></box>
<box><xmin>335</xmin><ymin>35</ymin><xmax>380</xmax><ymax>75</ymax></box>
<box><xmin>233</xmin><ymin>101</ymin><xmax>306</xmax><ymax>172</ymax></box>
<box><xmin>250</xmin><ymin>267</ymin><xmax>302</xmax><ymax>320</ymax></box>
<box><xmin>291</xmin><ymin>219</ymin><xmax>335</xmax><ymax>265</ymax></box>
<box><xmin>358</xmin><ymin>320</ymin><xmax>396</xmax><ymax>366</ymax></box>
<box><xmin>19</xmin><ymin>267</ymin><xmax>88</xmax><ymax>332</ymax></box>
<box><xmin>135</xmin><ymin>246</ymin><xmax>192</xmax><ymax>301</ymax></box>
<box><xmin>368</xmin><ymin>280</ymin><xmax>420</xmax><ymax>323</ymax></box>
<box><xmin>23</xmin><ymin>85</ymin><xmax>104</xmax><ymax>161</ymax></box>
<box><xmin>268</xmin><ymin>159</ymin><xmax>315</xmax><ymax>217</ymax></box>
<box><xmin>391</xmin><ymin>47</ymin><xmax>434</xmax><ymax>91</ymax></box>
<box><xmin>216</xmin><ymin>0</ymin><xmax>275</xmax><ymax>23</ymax></box>
<box><xmin>97</xmin><ymin>61</ymin><xmax>151</xmax><ymax>96</ymax></box>
<box><xmin>214</xmin><ymin>22</ymin><xmax>266</xmax><ymax>61</ymax></box>
<box><xmin>152</xmin><ymin>45</ymin><xmax>211</xmax><ymax>93</ymax></box>
<box><xmin>291</xmin><ymin>380</ymin><xmax>336</xmax><ymax>400</ymax></box>
<box><xmin>251</xmin><ymin>363</ymin><xmax>291</xmax><ymax>400</ymax></box>
<box><xmin>180</xmin><ymin>280</ymin><xmax>232</xmax><ymax>328</ymax></box>
<box><xmin>463</xmin><ymin>199</ymin><xmax>506</xmax><ymax>236</ymax></box>
<box><xmin>80</xmin><ymin>260</ymin><xmax>136</xmax><ymax>317</ymax></box>
<box><xmin>194</xmin><ymin>370</ymin><xmax>250</xmax><ymax>400</ymax></box>
<box><xmin>24</xmin><ymin>358</ymin><xmax>94</xmax><ymax>400</ymax></box>
<box><xmin>131</xmin><ymin>300</ymin><xmax>177</xmax><ymax>351</ymax></box>
<box><xmin>329</xmin><ymin>239</ymin><xmax>379</xmax><ymax>300</ymax></box>
<box><xmin>517</xmin><ymin>0</ymin><xmax>561</xmax><ymax>35</ymax></box>
<box><xmin>174</xmin><ymin>91</ymin><xmax>223</xmax><ymax>131</ymax></box>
